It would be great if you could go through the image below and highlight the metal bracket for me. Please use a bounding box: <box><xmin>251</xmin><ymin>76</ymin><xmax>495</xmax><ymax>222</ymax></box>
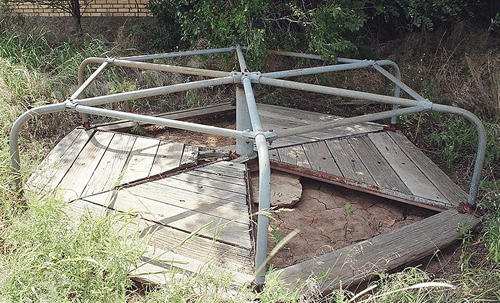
<box><xmin>418</xmin><ymin>99</ymin><xmax>433</xmax><ymax>110</ymax></box>
<box><xmin>231</xmin><ymin>71</ymin><xmax>243</xmax><ymax>83</ymax></box>
<box><xmin>105</xmin><ymin>57</ymin><xmax>116</xmax><ymax>64</ymax></box>
<box><xmin>64</xmin><ymin>98</ymin><xmax>78</xmax><ymax>110</ymax></box>
<box><xmin>241</xmin><ymin>129</ymin><xmax>277</xmax><ymax>141</ymax></box>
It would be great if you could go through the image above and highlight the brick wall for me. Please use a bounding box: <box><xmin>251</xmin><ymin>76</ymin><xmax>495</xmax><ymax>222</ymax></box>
<box><xmin>11</xmin><ymin>0</ymin><xmax>150</xmax><ymax>17</ymax></box>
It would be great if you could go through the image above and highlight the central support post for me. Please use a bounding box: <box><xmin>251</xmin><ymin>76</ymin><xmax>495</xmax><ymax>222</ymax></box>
<box><xmin>235</xmin><ymin>84</ymin><xmax>254</xmax><ymax>156</ymax></box>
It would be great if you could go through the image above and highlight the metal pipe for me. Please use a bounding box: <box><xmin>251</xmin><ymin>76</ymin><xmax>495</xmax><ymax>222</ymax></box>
<box><xmin>72</xmin><ymin>105</ymin><xmax>249</xmax><ymax>139</ymax></box>
<box><xmin>373</xmin><ymin>63</ymin><xmax>422</xmax><ymax>101</ymax></box>
<box><xmin>236</xmin><ymin>47</ymin><xmax>271</xmax><ymax>285</ymax></box>
<box><xmin>261</xmin><ymin>61</ymin><xmax>374</xmax><ymax>79</ymax></box>
<box><xmin>242</xmin><ymin>76</ymin><xmax>264</xmax><ymax>130</ymax></box>
<box><xmin>275</xmin><ymin>106</ymin><xmax>427</xmax><ymax>138</ymax></box>
<box><xmin>75</xmin><ymin>76</ymin><xmax>235</xmax><ymax>107</ymax></box>
<box><xmin>81</xmin><ymin>57</ymin><xmax>231</xmax><ymax>78</ymax></box>
<box><xmin>433</xmin><ymin>104</ymin><xmax>487</xmax><ymax>206</ymax></box>
<box><xmin>374</xmin><ymin>61</ymin><xmax>403</xmax><ymax>126</ymax></box>
<box><xmin>72</xmin><ymin>61</ymin><xmax>109</xmax><ymax>100</ymax></box>
<box><xmin>120</xmin><ymin>47</ymin><xmax>236</xmax><ymax>61</ymax></box>
<box><xmin>258</xmin><ymin>76</ymin><xmax>419</xmax><ymax>107</ymax></box>
<box><xmin>236</xmin><ymin>46</ymin><xmax>248</xmax><ymax>72</ymax></box>
<box><xmin>9</xmin><ymin>103</ymin><xmax>67</xmax><ymax>189</ymax></box>
<box><xmin>253</xmin><ymin>133</ymin><xmax>271</xmax><ymax>285</ymax></box>
<box><xmin>267</xmin><ymin>49</ymin><xmax>359</xmax><ymax>63</ymax></box>
<box><xmin>76</xmin><ymin>60</ymin><xmax>110</xmax><ymax>127</ymax></box>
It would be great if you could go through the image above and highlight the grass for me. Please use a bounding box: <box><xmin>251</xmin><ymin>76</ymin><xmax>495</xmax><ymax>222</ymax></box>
<box><xmin>0</xmin><ymin>13</ymin><xmax>498</xmax><ymax>302</ymax></box>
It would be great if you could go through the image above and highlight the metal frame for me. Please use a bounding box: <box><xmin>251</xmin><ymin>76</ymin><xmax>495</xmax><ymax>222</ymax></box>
<box><xmin>9</xmin><ymin>46</ymin><xmax>487</xmax><ymax>286</ymax></box>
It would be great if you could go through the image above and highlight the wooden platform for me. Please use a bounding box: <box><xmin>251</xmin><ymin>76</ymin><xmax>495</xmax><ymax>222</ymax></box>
<box><xmin>27</xmin><ymin>102</ymin><xmax>478</xmax><ymax>289</ymax></box>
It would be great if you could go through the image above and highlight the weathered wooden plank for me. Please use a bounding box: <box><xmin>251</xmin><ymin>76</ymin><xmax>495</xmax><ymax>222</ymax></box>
<box><xmin>368</xmin><ymin>132</ymin><xmax>449</xmax><ymax>204</ymax></box>
<box><xmin>269</xmin><ymin>149</ymin><xmax>280</xmax><ymax>161</ymax></box>
<box><xmin>326</xmin><ymin>139</ymin><xmax>376</xmax><ymax>185</ymax></box>
<box><xmin>348</xmin><ymin>135</ymin><xmax>411</xmax><ymax>194</ymax></box>
<box><xmin>269</xmin><ymin>136</ymin><xmax>316</xmax><ymax>149</ymax></box>
<box><xmin>169</xmin><ymin>172</ymin><xmax>247</xmax><ymax>195</ymax></box>
<box><xmin>123</xmin><ymin>181</ymin><xmax>249</xmax><ymax>224</ymax></box>
<box><xmin>180</xmin><ymin>145</ymin><xmax>199</xmax><ymax>167</ymax></box>
<box><xmin>388</xmin><ymin>131</ymin><xmax>468</xmax><ymax>205</ymax></box>
<box><xmin>83</xmin><ymin>133</ymin><xmax>136</xmax><ymax>196</ymax></box>
<box><xmin>269</xmin><ymin>160</ymin><xmax>454</xmax><ymax>211</ymax></box>
<box><xmin>212</xmin><ymin>161</ymin><xmax>246</xmax><ymax>172</ymax></box>
<box><xmin>257</xmin><ymin>103</ymin><xmax>336</xmax><ymax>122</ymax></box>
<box><xmin>196</xmin><ymin>163</ymin><xmax>245</xmax><ymax>179</ymax></box>
<box><xmin>185</xmin><ymin>170</ymin><xmax>246</xmax><ymax>186</ymax></box>
<box><xmin>66</xmin><ymin>200</ymin><xmax>253</xmax><ymax>277</ymax></box>
<box><xmin>302</xmin><ymin>141</ymin><xmax>342</xmax><ymax>176</ymax></box>
<box><xmin>149</xmin><ymin>142</ymin><xmax>184</xmax><ymax>176</ymax></box>
<box><xmin>29</xmin><ymin>129</ymin><xmax>96</xmax><ymax>195</ymax></box>
<box><xmin>277</xmin><ymin>145</ymin><xmax>311</xmax><ymax>169</ymax></box>
<box><xmin>97</xmin><ymin>102</ymin><xmax>236</xmax><ymax>132</ymax></box>
<box><xmin>27</xmin><ymin>128</ymin><xmax>84</xmax><ymax>194</ymax></box>
<box><xmin>151</xmin><ymin>178</ymin><xmax>248</xmax><ymax>207</ymax></box>
<box><xmin>278</xmin><ymin>209</ymin><xmax>480</xmax><ymax>291</ymax></box>
<box><xmin>56</xmin><ymin>131</ymin><xmax>114</xmax><ymax>201</ymax></box>
<box><xmin>121</xmin><ymin>137</ymin><xmax>160</xmax><ymax>184</ymax></box>
<box><xmin>85</xmin><ymin>189</ymin><xmax>252</xmax><ymax>249</ymax></box>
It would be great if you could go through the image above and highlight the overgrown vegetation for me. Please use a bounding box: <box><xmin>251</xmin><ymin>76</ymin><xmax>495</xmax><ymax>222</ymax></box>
<box><xmin>0</xmin><ymin>2</ymin><xmax>498</xmax><ymax>302</ymax></box>
<box><xmin>148</xmin><ymin>0</ymin><xmax>499</xmax><ymax>64</ymax></box>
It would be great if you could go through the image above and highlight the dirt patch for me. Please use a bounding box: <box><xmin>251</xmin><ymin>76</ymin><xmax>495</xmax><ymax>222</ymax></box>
<box><xmin>144</xmin><ymin>113</ymin><xmax>237</xmax><ymax>148</ymax></box>
<box><xmin>264</xmin><ymin>178</ymin><xmax>434</xmax><ymax>269</ymax></box>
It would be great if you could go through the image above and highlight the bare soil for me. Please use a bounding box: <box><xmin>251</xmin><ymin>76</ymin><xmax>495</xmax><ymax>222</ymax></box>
<box><xmin>264</xmin><ymin>178</ymin><xmax>435</xmax><ymax>269</ymax></box>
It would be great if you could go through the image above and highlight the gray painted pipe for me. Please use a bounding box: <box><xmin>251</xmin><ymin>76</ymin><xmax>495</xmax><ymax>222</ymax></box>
<box><xmin>75</xmin><ymin>76</ymin><xmax>235</xmax><ymax>107</ymax></box>
<box><xmin>275</xmin><ymin>106</ymin><xmax>427</xmax><ymax>138</ymax></box>
<box><xmin>9</xmin><ymin>103</ymin><xmax>67</xmax><ymax>188</ymax></box>
<box><xmin>120</xmin><ymin>47</ymin><xmax>236</xmax><ymax>61</ymax></box>
<box><xmin>73</xmin><ymin>105</ymin><xmax>248</xmax><ymax>139</ymax></box>
<box><xmin>253</xmin><ymin>133</ymin><xmax>272</xmax><ymax>286</ymax></box>
<box><xmin>258</xmin><ymin>76</ymin><xmax>419</xmax><ymax>107</ymax></box>
<box><xmin>433</xmin><ymin>104</ymin><xmax>487</xmax><ymax>206</ymax></box>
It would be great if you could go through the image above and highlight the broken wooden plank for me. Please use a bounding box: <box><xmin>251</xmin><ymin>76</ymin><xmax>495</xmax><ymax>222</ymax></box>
<box><xmin>368</xmin><ymin>132</ymin><xmax>449</xmax><ymax>204</ymax></box>
<box><xmin>388</xmin><ymin>131</ymin><xmax>468</xmax><ymax>205</ymax></box>
<box><xmin>278</xmin><ymin>209</ymin><xmax>480</xmax><ymax>291</ymax></box>
<box><xmin>269</xmin><ymin>160</ymin><xmax>453</xmax><ymax>211</ymax></box>
<box><xmin>180</xmin><ymin>145</ymin><xmax>199</xmax><ymax>167</ymax></box>
<box><xmin>56</xmin><ymin>131</ymin><xmax>114</xmax><ymax>201</ymax></box>
<box><xmin>83</xmin><ymin>133</ymin><xmax>136</xmax><ymax>196</ymax></box>
<box><xmin>348</xmin><ymin>135</ymin><xmax>411</xmax><ymax>194</ymax></box>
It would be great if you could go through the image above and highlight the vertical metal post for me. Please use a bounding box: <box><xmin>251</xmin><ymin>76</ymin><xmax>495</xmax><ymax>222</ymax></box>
<box><xmin>235</xmin><ymin>46</ymin><xmax>254</xmax><ymax>156</ymax></box>
<box><xmin>235</xmin><ymin>85</ymin><xmax>254</xmax><ymax>155</ymax></box>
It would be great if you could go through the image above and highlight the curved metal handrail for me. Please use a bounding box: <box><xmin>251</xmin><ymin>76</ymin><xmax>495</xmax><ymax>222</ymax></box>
<box><xmin>9</xmin><ymin>46</ymin><xmax>486</xmax><ymax>287</ymax></box>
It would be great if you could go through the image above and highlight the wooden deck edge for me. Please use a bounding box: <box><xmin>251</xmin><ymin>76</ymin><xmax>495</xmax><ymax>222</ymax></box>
<box><xmin>277</xmin><ymin>209</ymin><xmax>480</xmax><ymax>292</ymax></box>
<box><xmin>269</xmin><ymin>160</ymin><xmax>453</xmax><ymax>212</ymax></box>
<box><xmin>94</xmin><ymin>102</ymin><xmax>235</xmax><ymax>132</ymax></box>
